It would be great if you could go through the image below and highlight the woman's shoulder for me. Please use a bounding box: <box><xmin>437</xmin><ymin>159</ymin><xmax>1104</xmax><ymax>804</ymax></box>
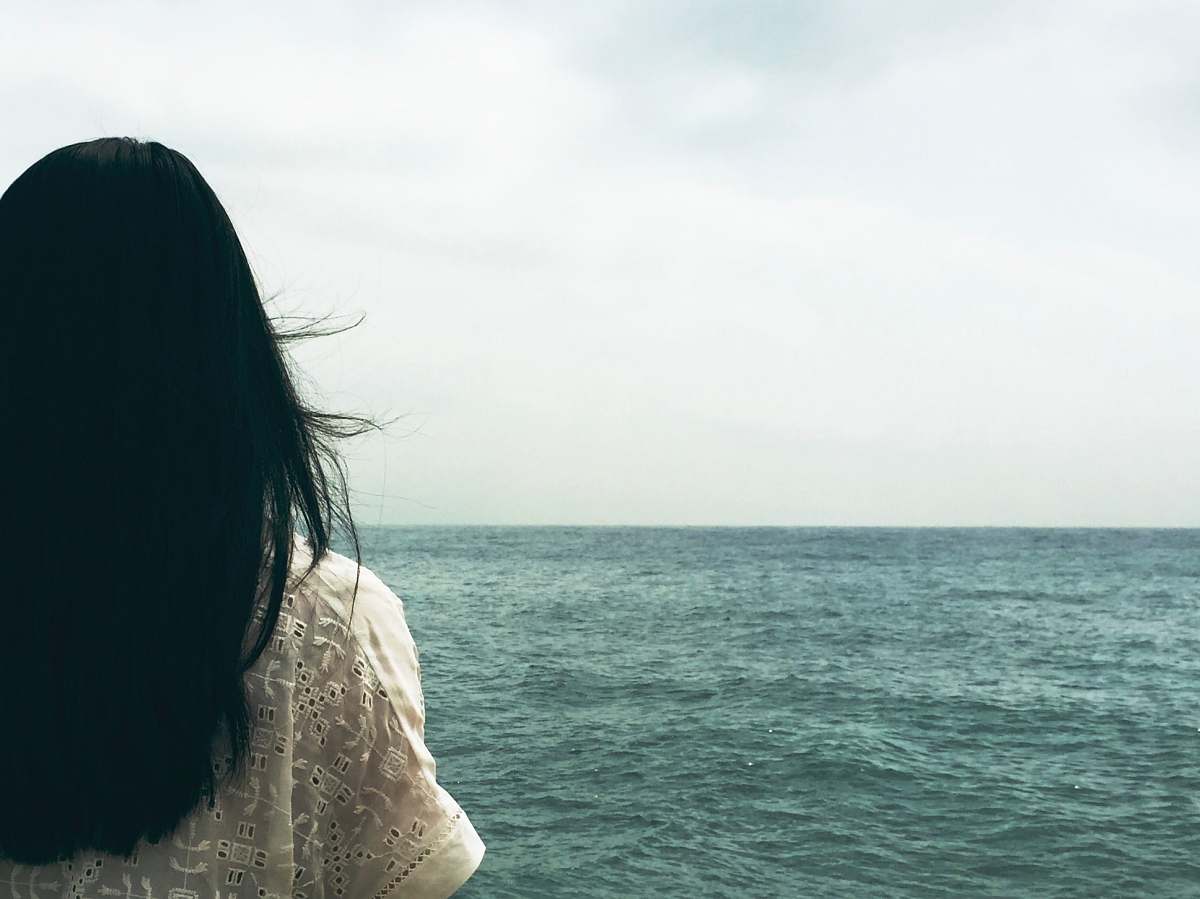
<box><xmin>285</xmin><ymin>532</ymin><xmax>418</xmax><ymax>676</ymax></box>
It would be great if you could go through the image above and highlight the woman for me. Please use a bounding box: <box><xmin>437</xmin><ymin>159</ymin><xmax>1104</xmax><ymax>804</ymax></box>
<box><xmin>0</xmin><ymin>137</ymin><xmax>485</xmax><ymax>897</ymax></box>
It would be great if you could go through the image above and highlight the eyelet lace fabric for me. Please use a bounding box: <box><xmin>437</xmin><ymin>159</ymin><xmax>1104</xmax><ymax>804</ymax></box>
<box><xmin>0</xmin><ymin>533</ymin><xmax>486</xmax><ymax>899</ymax></box>
<box><xmin>369</xmin><ymin>810</ymin><xmax>463</xmax><ymax>899</ymax></box>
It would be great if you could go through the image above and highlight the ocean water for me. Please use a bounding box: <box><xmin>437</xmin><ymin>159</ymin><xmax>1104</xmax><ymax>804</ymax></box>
<box><xmin>333</xmin><ymin>526</ymin><xmax>1200</xmax><ymax>898</ymax></box>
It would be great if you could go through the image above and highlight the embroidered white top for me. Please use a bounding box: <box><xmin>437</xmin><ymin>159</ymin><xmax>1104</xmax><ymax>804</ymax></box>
<box><xmin>0</xmin><ymin>531</ymin><xmax>486</xmax><ymax>899</ymax></box>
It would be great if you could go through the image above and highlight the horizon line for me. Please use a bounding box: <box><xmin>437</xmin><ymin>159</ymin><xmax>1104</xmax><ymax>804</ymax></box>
<box><xmin>352</xmin><ymin>523</ymin><xmax>1200</xmax><ymax>529</ymax></box>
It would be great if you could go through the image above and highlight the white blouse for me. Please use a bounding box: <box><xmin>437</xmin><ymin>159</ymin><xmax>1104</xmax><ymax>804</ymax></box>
<box><xmin>0</xmin><ymin>531</ymin><xmax>486</xmax><ymax>898</ymax></box>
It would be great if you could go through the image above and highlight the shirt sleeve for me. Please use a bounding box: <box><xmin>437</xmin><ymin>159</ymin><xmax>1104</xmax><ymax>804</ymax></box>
<box><xmin>327</xmin><ymin>566</ymin><xmax>486</xmax><ymax>899</ymax></box>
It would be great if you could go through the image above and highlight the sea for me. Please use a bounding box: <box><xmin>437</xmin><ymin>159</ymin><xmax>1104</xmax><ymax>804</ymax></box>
<box><xmin>332</xmin><ymin>526</ymin><xmax>1200</xmax><ymax>898</ymax></box>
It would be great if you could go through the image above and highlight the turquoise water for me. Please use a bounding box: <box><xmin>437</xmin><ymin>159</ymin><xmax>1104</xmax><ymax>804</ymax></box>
<box><xmin>337</xmin><ymin>526</ymin><xmax>1200</xmax><ymax>898</ymax></box>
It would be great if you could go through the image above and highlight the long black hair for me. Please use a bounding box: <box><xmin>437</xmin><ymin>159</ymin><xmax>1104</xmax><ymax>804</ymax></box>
<box><xmin>0</xmin><ymin>137</ymin><xmax>395</xmax><ymax>865</ymax></box>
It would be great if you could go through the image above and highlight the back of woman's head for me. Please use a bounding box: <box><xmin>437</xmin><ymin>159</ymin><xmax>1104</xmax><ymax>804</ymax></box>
<box><xmin>0</xmin><ymin>136</ymin><xmax>388</xmax><ymax>864</ymax></box>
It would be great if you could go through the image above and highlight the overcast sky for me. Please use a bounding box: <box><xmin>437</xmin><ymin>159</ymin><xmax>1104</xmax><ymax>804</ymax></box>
<box><xmin>3</xmin><ymin>0</ymin><xmax>1199</xmax><ymax>526</ymax></box>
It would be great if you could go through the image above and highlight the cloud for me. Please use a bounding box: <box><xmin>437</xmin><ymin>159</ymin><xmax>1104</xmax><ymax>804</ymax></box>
<box><xmin>2</xmin><ymin>0</ymin><xmax>1198</xmax><ymax>524</ymax></box>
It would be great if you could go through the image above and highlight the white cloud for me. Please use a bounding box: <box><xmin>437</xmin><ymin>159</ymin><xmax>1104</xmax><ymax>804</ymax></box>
<box><xmin>2</xmin><ymin>0</ymin><xmax>1198</xmax><ymax>524</ymax></box>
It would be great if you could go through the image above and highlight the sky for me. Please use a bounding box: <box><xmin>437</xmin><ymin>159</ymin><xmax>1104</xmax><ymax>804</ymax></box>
<box><xmin>2</xmin><ymin>0</ymin><xmax>1199</xmax><ymax>526</ymax></box>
